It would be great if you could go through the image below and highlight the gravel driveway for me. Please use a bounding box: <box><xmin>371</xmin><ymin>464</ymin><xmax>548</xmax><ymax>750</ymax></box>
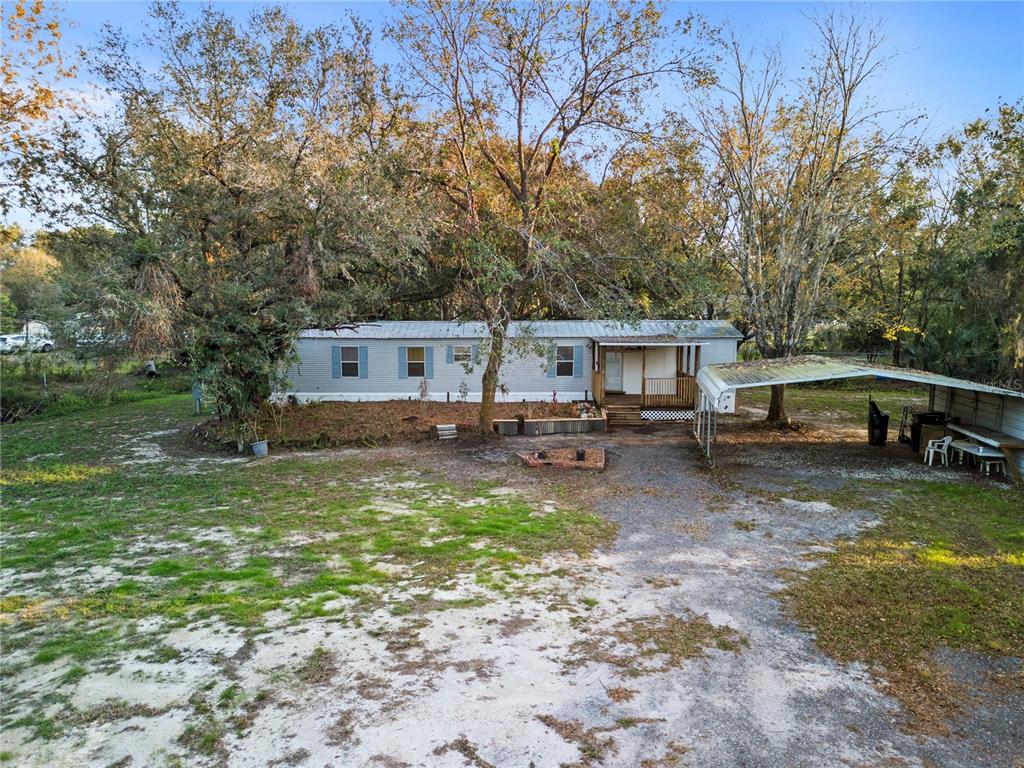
<box><xmin>577</xmin><ymin>435</ymin><xmax>1023</xmax><ymax>767</ymax></box>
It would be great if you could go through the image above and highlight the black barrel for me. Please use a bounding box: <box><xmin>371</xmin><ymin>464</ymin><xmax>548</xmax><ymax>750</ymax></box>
<box><xmin>869</xmin><ymin>400</ymin><xmax>890</xmax><ymax>446</ymax></box>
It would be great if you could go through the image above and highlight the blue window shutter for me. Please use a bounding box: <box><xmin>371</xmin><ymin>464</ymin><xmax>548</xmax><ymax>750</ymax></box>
<box><xmin>446</xmin><ymin>345</ymin><xmax>454</xmax><ymax>364</ymax></box>
<box><xmin>425</xmin><ymin>347</ymin><xmax>434</xmax><ymax>379</ymax></box>
<box><xmin>358</xmin><ymin>346</ymin><xmax>368</xmax><ymax>379</ymax></box>
<box><xmin>574</xmin><ymin>345</ymin><xmax>584</xmax><ymax>378</ymax></box>
<box><xmin>331</xmin><ymin>346</ymin><xmax>341</xmax><ymax>378</ymax></box>
<box><xmin>398</xmin><ymin>346</ymin><xmax>407</xmax><ymax>379</ymax></box>
<box><xmin>547</xmin><ymin>345</ymin><xmax>557</xmax><ymax>378</ymax></box>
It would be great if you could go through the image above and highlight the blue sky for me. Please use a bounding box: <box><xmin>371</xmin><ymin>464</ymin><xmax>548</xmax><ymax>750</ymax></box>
<box><xmin>9</xmin><ymin>1</ymin><xmax>1024</xmax><ymax>231</ymax></box>
<box><xmin>53</xmin><ymin>1</ymin><xmax>1023</xmax><ymax>134</ymax></box>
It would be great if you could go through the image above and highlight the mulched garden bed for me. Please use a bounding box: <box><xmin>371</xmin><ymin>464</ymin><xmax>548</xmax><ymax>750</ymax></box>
<box><xmin>195</xmin><ymin>400</ymin><xmax>581</xmax><ymax>450</ymax></box>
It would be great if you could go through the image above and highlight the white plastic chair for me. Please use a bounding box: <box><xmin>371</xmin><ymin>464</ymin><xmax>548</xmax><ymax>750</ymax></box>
<box><xmin>923</xmin><ymin>435</ymin><xmax>952</xmax><ymax>467</ymax></box>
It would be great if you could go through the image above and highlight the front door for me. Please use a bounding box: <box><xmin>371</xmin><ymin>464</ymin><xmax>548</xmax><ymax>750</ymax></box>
<box><xmin>622</xmin><ymin>351</ymin><xmax>643</xmax><ymax>394</ymax></box>
<box><xmin>605</xmin><ymin>351</ymin><xmax>623</xmax><ymax>392</ymax></box>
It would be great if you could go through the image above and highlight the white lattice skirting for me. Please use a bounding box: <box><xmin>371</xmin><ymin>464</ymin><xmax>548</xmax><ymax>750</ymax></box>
<box><xmin>641</xmin><ymin>409</ymin><xmax>695</xmax><ymax>421</ymax></box>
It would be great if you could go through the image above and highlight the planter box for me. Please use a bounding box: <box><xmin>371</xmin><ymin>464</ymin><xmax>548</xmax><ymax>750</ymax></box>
<box><xmin>493</xmin><ymin>409</ymin><xmax>607</xmax><ymax>436</ymax></box>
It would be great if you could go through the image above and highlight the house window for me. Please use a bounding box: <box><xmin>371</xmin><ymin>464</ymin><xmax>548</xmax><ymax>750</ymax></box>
<box><xmin>340</xmin><ymin>346</ymin><xmax>359</xmax><ymax>377</ymax></box>
<box><xmin>453</xmin><ymin>344</ymin><xmax>471</xmax><ymax>363</ymax></box>
<box><xmin>406</xmin><ymin>346</ymin><xmax>425</xmax><ymax>378</ymax></box>
<box><xmin>556</xmin><ymin>345</ymin><xmax>574</xmax><ymax>377</ymax></box>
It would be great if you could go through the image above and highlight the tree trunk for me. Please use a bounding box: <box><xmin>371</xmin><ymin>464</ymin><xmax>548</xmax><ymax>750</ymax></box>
<box><xmin>477</xmin><ymin>323</ymin><xmax>507</xmax><ymax>434</ymax></box>
<box><xmin>766</xmin><ymin>384</ymin><xmax>788</xmax><ymax>423</ymax></box>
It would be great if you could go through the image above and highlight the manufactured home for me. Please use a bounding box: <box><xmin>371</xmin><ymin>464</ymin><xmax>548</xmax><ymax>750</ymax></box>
<box><xmin>283</xmin><ymin>320</ymin><xmax>742</xmax><ymax>418</ymax></box>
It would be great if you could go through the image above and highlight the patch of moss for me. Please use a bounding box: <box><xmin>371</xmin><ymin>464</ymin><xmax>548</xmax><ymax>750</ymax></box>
<box><xmin>298</xmin><ymin>646</ymin><xmax>338</xmax><ymax>685</ymax></box>
<box><xmin>615</xmin><ymin>614</ymin><xmax>748</xmax><ymax>668</ymax></box>
<box><xmin>569</xmin><ymin>612</ymin><xmax>747</xmax><ymax>676</ymax></box>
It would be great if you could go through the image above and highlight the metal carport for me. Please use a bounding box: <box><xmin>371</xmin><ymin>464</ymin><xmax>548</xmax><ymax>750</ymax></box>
<box><xmin>694</xmin><ymin>355</ymin><xmax>1024</xmax><ymax>481</ymax></box>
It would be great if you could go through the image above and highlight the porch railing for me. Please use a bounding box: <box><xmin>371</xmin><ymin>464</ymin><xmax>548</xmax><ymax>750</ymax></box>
<box><xmin>642</xmin><ymin>376</ymin><xmax>696</xmax><ymax>408</ymax></box>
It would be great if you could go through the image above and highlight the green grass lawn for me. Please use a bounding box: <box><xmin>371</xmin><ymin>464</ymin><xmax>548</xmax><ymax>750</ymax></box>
<box><xmin>779</xmin><ymin>480</ymin><xmax>1024</xmax><ymax>729</ymax></box>
<box><xmin>1</xmin><ymin>353</ymin><xmax>194</xmax><ymax>421</ymax></box>
<box><xmin>0</xmin><ymin>395</ymin><xmax>613</xmax><ymax>739</ymax></box>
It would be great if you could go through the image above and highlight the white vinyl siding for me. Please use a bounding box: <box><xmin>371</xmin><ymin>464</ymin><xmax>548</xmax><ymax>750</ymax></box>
<box><xmin>645</xmin><ymin>347</ymin><xmax>676</xmax><ymax>377</ymax></box>
<box><xmin>286</xmin><ymin>337</ymin><xmax>596</xmax><ymax>401</ymax></box>
<box><xmin>698</xmin><ymin>339</ymin><xmax>738</xmax><ymax>368</ymax></box>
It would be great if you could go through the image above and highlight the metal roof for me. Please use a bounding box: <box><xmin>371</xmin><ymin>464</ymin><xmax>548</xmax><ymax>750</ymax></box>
<box><xmin>300</xmin><ymin>320</ymin><xmax>742</xmax><ymax>341</ymax></box>
<box><xmin>696</xmin><ymin>355</ymin><xmax>1024</xmax><ymax>404</ymax></box>
<box><xmin>592</xmin><ymin>334</ymin><xmax>707</xmax><ymax>346</ymax></box>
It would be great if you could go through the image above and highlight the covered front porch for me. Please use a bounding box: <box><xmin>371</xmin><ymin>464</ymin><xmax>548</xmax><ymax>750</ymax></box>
<box><xmin>590</xmin><ymin>336</ymin><xmax>703</xmax><ymax>412</ymax></box>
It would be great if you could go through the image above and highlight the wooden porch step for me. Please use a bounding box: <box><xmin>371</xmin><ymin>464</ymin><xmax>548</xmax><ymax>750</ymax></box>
<box><xmin>605</xmin><ymin>406</ymin><xmax>645</xmax><ymax>428</ymax></box>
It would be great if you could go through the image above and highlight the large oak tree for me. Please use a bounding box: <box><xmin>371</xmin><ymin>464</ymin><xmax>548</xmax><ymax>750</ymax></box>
<box><xmin>42</xmin><ymin>2</ymin><xmax>431</xmax><ymax>440</ymax></box>
<box><xmin>392</xmin><ymin>0</ymin><xmax>715</xmax><ymax>432</ymax></box>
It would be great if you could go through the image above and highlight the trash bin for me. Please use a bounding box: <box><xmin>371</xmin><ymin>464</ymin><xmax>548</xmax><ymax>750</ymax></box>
<box><xmin>910</xmin><ymin>411</ymin><xmax>945</xmax><ymax>452</ymax></box>
<box><xmin>868</xmin><ymin>399</ymin><xmax>890</xmax><ymax>446</ymax></box>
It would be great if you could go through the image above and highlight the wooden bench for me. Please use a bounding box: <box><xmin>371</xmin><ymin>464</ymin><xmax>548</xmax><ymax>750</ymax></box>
<box><xmin>435</xmin><ymin>423</ymin><xmax>457</xmax><ymax>441</ymax></box>
<box><xmin>947</xmin><ymin>423</ymin><xmax>1023</xmax><ymax>483</ymax></box>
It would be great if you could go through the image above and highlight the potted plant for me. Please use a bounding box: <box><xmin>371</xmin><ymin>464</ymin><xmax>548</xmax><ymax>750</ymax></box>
<box><xmin>250</xmin><ymin>433</ymin><xmax>269</xmax><ymax>457</ymax></box>
<box><xmin>238</xmin><ymin>404</ymin><xmax>269</xmax><ymax>457</ymax></box>
<box><xmin>246</xmin><ymin>413</ymin><xmax>268</xmax><ymax>456</ymax></box>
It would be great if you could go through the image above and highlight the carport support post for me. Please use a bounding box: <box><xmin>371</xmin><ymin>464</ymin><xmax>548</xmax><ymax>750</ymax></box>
<box><xmin>695</xmin><ymin>391</ymin><xmax>716</xmax><ymax>466</ymax></box>
<box><xmin>697</xmin><ymin>395</ymin><xmax>702</xmax><ymax>445</ymax></box>
<box><xmin>702</xmin><ymin>395</ymin><xmax>708</xmax><ymax>455</ymax></box>
<box><xmin>713</xmin><ymin>407</ymin><xmax>718</xmax><ymax>461</ymax></box>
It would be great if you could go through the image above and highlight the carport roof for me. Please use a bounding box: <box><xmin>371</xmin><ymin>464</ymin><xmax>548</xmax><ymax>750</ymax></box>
<box><xmin>696</xmin><ymin>355</ymin><xmax>1024</xmax><ymax>404</ymax></box>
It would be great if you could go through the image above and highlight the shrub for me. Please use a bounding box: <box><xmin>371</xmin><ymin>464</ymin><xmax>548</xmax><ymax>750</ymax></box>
<box><xmin>43</xmin><ymin>393</ymin><xmax>93</xmax><ymax>416</ymax></box>
<box><xmin>0</xmin><ymin>386</ymin><xmax>47</xmax><ymax>422</ymax></box>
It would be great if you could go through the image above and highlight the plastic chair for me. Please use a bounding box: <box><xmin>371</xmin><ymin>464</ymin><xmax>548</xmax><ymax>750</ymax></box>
<box><xmin>924</xmin><ymin>435</ymin><xmax>952</xmax><ymax>466</ymax></box>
